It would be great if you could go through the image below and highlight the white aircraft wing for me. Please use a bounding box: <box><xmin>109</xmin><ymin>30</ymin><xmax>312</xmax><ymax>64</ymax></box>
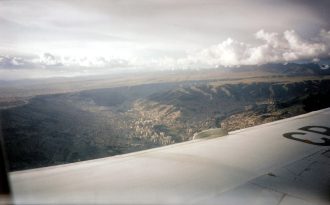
<box><xmin>9</xmin><ymin>108</ymin><xmax>330</xmax><ymax>205</ymax></box>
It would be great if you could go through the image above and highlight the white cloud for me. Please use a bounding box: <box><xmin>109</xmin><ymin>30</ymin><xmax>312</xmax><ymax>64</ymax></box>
<box><xmin>179</xmin><ymin>29</ymin><xmax>330</xmax><ymax>68</ymax></box>
<box><xmin>320</xmin><ymin>64</ymin><xmax>330</xmax><ymax>70</ymax></box>
<box><xmin>38</xmin><ymin>53</ymin><xmax>63</xmax><ymax>66</ymax></box>
<box><xmin>0</xmin><ymin>55</ymin><xmax>35</xmax><ymax>69</ymax></box>
<box><xmin>0</xmin><ymin>53</ymin><xmax>133</xmax><ymax>71</ymax></box>
<box><xmin>1</xmin><ymin>29</ymin><xmax>330</xmax><ymax>79</ymax></box>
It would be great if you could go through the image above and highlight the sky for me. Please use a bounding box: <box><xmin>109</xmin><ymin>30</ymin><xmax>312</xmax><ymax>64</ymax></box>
<box><xmin>0</xmin><ymin>0</ymin><xmax>330</xmax><ymax>79</ymax></box>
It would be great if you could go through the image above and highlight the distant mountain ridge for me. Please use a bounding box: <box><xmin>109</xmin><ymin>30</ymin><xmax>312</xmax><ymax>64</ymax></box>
<box><xmin>228</xmin><ymin>62</ymin><xmax>330</xmax><ymax>76</ymax></box>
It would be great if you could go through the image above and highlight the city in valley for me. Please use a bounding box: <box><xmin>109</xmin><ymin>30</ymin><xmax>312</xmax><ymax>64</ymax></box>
<box><xmin>1</xmin><ymin>64</ymin><xmax>330</xmax><ymax>171</ymax></box>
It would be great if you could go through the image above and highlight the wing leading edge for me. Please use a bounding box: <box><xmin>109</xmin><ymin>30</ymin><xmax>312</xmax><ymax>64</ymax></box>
<box><xmin>9</xmin><ymin>108</ymin><xmax>330</xmax><ymax>205</ymax></box>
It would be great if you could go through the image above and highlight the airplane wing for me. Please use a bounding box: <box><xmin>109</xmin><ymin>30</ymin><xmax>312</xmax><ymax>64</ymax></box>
<box><xmin>9</xmin><ymin>108</ymin><xmax>330</xmax><ymax>205</ymax></box>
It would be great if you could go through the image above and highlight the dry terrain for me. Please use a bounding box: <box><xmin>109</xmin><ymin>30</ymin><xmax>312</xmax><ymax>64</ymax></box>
<box><xmin>1</xmin><ymin>65</ymin><xmax>330</xmax><ymax>171</ymax></box>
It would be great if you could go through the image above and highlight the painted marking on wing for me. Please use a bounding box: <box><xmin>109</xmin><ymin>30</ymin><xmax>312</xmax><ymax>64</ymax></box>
<box><xmin>283</xmin><ymin>126</ymin><xmax>330</xmax><ymax>146</ymax></box>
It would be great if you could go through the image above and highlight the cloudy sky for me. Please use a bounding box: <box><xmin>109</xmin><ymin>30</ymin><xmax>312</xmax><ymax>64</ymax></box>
<box><xmin>0</xmin><ymin>0</ymin><xmax>330</xmax><ymax>79</ymax></box>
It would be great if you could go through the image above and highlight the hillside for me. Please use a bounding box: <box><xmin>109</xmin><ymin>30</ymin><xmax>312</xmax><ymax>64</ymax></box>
<box><xmin>2</xmin><ymin>78</ymin><xmax>330</xmax><ymax>171</ymax></box>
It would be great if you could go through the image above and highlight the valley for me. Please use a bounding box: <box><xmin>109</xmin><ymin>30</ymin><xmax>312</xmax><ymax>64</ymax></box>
<box><xmin>2</xmin><ymin>73</ymin><xmax>330</xmax><ymax>171</ymax></box>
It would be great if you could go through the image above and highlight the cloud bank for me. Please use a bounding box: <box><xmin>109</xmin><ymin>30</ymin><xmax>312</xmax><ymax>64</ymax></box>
<box><xmin>178</xmin><ymin>29</ymin><xmax>330</xmax><ymax>68</ymax></box>
<box><xmin>1</xmin><ymin>29</ymin><xmax>330</xmax><ymax>78</ymax></box>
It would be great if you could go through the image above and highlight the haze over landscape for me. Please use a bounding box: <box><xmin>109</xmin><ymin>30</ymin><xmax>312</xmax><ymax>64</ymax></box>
<box><xmin>1</xmin><ymin>0</ymin><xmax>330</xmax><ymax>171</ymax></box>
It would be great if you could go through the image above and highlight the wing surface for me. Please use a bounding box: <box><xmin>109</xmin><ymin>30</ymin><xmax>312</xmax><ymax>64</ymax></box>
<box><xmin>10</xmin><ymin>108</ymin><xmax>330</xmax><ymax>204</ymax></box>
